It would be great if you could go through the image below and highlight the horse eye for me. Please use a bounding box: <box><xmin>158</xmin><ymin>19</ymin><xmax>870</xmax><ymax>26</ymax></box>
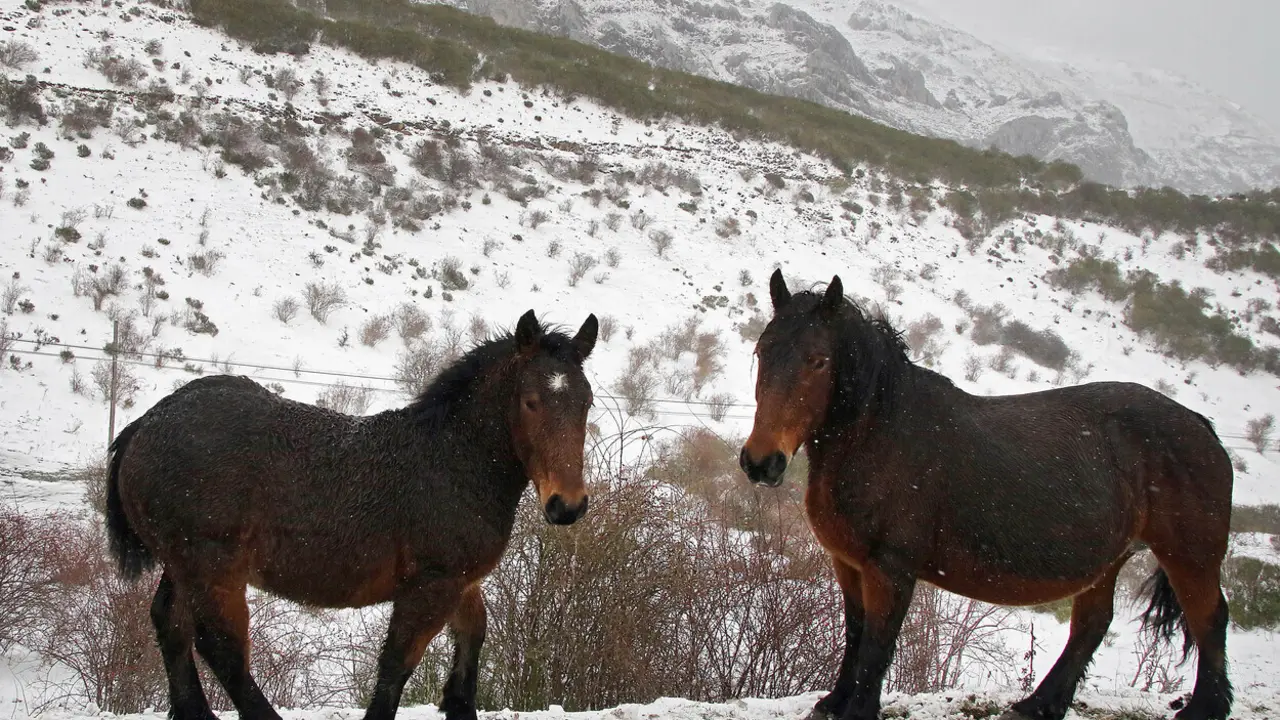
<box><xmin>810</xmin><ymin>356</ymin><xmax>829</xmax><ymax>370</ymax></box>
<box><xmin>524</xmin><ymin>398</ymin><xmax>539</xmax><ymax>412</ymax></box>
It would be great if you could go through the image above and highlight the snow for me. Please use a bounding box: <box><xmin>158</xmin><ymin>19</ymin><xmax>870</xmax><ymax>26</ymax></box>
<box><xmin>0</xmin><ymin>0</ymin><xmax>1278</xmax><ymax>718</ymax></box>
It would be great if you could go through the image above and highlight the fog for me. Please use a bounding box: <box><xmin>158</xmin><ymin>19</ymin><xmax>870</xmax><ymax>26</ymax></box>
<box><xmin>898</xmin><ymin>0</ymin><xmax>1280</xmax><ymax>134</ymax></box>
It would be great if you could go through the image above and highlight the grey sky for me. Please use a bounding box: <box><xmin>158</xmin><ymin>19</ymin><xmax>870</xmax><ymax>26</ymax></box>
<box><xmin>898</xmin><ymin>0</ymin><xmax>1280</xmax><ymax>133</ymax></box>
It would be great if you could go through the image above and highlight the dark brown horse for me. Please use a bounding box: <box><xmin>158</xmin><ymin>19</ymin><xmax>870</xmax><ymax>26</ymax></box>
<box><xmin>105</xmin><ymin>309</ymin><xmax>598</xmax><ymax>720</ymax></box>
<box><xmin>739</xmin><ymin>269</ymin><xmax>1234</xmax><ymax>720</ymax></box>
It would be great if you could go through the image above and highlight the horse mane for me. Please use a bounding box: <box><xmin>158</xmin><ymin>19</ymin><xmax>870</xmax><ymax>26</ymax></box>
<box><xmin>785</xmin><ymin>282</ymin><xmax>923</xmax><ymax>426</ymax></box>
<box><xmin>406</xmin><ymin>322</ymin><xmax>581</xmax><ymax>429</ymax></box>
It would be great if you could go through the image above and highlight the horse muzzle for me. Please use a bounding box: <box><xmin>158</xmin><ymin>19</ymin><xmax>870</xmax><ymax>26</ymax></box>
<box><xmin>543</xmin><ymin>493</ymin><xmax>589</xmax><ymax>525</ymax></box>
<box><xmin>739</xmin><ymin>447</ymin><xmax>787</xmax><ymax>487</ymax></box>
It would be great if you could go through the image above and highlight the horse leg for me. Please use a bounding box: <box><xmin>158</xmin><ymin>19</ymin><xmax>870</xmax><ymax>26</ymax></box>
<box><xmin>439</xmin><ymin>583</ymin><xmax>487</xmax><ymax>720</ymax></box>
<box><xmin>810</xmin><ymin>559</ymin><xmax>865</xmax><ymax>720</ymax></box>
<box><xmin>189</xmin><ymin>581</ymin><xmax>281</xmax><ymax>720</ymax></box>
<box><xmin>151</xmin><ymin>572</ymin><xmax>216</xmax><ymax>720</ymax></box>
<box><xmin>1006</xmin><ymin>558</ymin><xmax>1127</xmax><ymax>720</ymax></box>
<box><xmin>1151</xmin><ymin>561</ymin><xmax>1233</xmax><ymax>720</ymax></box>
<box><xmin>362</xmin><ymin>581</ymin><xmax>463</xmax><ymax>720</ymax></box>
<box><xmin>839</xmin><ymin>561</ymin><xmax>916</xmax><ymax>720</ymax></box>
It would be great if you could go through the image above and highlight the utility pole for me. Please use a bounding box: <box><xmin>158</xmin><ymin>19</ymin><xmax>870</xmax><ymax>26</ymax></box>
<box><xmin>108</xmin><ymin>320</ymin><xmax>118</xmax><ymax>449</ymax></box>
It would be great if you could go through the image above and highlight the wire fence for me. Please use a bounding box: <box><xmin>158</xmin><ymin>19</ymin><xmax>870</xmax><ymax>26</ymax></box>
<box><xmin>1</xmin><ymin>335</ymin><xmax>1274</xmax><ymax>453</ymax></box>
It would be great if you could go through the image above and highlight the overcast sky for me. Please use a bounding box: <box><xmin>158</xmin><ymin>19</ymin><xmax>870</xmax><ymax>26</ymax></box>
<box><xmin>897</xmin><ymin>0</ymin><xmax>1280</xmax><ymax>132</ymax></box>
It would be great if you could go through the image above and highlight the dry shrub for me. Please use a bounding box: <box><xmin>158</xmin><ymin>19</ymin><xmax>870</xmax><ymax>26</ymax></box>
<box><xmin>597</xmin><ymin>315</ymin><xmax>617</xmax><ymax>342</ymax></box>
<box><xmin>273</xmin><ymin>296</ymin><xmax>300</xmax><ymax>324</ymax></box>
<box><xmin>304</xmin><ymin>281</ymin><xmax>347</xmax><ymax>323</ymax></box>
<box><xmin>315</xmin><ymin>381</ymin><xmax>374</xmax><ymax>415</ymax></box>
<box><xmin>887</xmin><ymin>584</ymin><xmax>1020</xmax><ymax>693</ymax></box>
<box><xmin>394</xmin><ymin>338</ymin><xmax>459</xmax><ymax>397</ymax></box>
<box><xmin>0</xmin><ymin>504</ymin><xmax>62</xmax><ymax>653</ymax></box>
<box><xmin>392</xmin><ymin>302</ymin><xmax>431</xmax><ymax>343</ymax></box>
<box><xmin>905</xmin><ymin>313</ymin><xmax>945</xmax><ymax>365</ymax></box>
<box><xmin>359</xmin><ymin>314</ymin><xmax>392</xmax><ymax>347</ymax></box>
<box><xmin>35</xmin><ymin>517</ymin><xmax>167</xmax><ymax>714</ymax></box>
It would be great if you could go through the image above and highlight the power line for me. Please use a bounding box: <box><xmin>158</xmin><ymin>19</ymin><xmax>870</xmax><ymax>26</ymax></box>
<box><xmin>3</xmin><ymin>337</ymin><xmax>1270</xmax><ymax>438</ymax></box>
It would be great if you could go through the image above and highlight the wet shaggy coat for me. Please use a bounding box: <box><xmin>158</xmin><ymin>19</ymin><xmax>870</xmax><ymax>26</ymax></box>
<box><xmin>105</xmin><ymin>311</ymin><xmax>598</xmax><ymax>720</ymax></box>
<box><xmin>740</xmin><ymin>270</ymin><xmax>1234</xmax><ymax>720</ymax></box>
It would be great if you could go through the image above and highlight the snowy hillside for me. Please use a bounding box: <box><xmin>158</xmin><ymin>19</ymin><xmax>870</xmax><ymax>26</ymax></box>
<box><xmin>433</xmin><ymin>0</ymin><xmax>1280</xmax><ymax>195</ymax></box>
<box><xmin>1</xmin><ymin>0</ymin><xmax>1279</xmax><ymax>718</ymax></box>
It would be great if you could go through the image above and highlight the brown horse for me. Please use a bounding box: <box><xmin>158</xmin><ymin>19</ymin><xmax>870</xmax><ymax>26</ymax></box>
<box><xmin>739</xmin><ymin>269</ymin><xmax>1233</xmax><ymax>720</ymax></box>
<box><xmin>105</xmin><ymin>309</ymin><xmax>598</xmax><ymax>720</ymax></box>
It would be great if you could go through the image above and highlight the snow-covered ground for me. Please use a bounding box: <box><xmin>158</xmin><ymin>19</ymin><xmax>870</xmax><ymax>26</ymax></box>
<box><xmin>0</xmin><ymin>0</ymin><xmax>1277</xmax><ymax>717</ymax></box>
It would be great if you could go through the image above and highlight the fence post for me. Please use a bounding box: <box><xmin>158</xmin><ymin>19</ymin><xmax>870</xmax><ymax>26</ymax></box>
<box><xmin>108</xmin><ymin>320</ymin><xmax>119</xmax><ymax>449</ymax></box>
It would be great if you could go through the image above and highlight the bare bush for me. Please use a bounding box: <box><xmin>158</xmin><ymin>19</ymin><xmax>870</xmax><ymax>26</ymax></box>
<box><xmin>84</xmin><ymin>45</ymin><xmax>147</xmax><ymax>88</ymax></box>
<box><xmin>467</xmin><ymin>315</ymin><xmax>489</xmax><ymax>344</ymax></box>
<box><xmin>391</xmin><ymin>302</ymin><xmax>430</xmax><ymax>344</ymax></box>
<box><xmin>359</xmin><ymin>314</ymin><xmax>392</xmax><ymax>347</ymax></box>
<box><xmin>0</xmin><ymin>504</ymin><xmax>60</xmax><ymax>652</ymax></box>
<box><xmin>304</xmin><ymin>281</ymin><xmax>347</xmax><ymax>323</ymax></box>
<box><xmin>394</xmin><ymin>339</ymin><xmax>457</xmax><ymax>397</ymax></box>
<box><xmin>0</xmin><ymin>320</ymin><xmax>13</xmax><ymax>359</ymax></box>
<box><xmin>598</xmin><ymin>315</ymin><xmax>617</xmax><ymax>342</ymax></box>
<box><xmin>604</xmin><ymin>212</ymin><xmax>622</xmax><ymax>232</ymax></box>
<box><xmin>91</xmin><ymin>357</ymin><xmax>140</xmax><ymax>406</ymax></box>
<box><xmin>567</xmin><ymin>252</ymin><xmax>598</xmax><ymax>287</ymax></box>
<box><xmin>649</xmin><ymin>229</ymin><xmax>673</xmax><ymax>257</ymax></box>
<box><xmin>273</xmin><ymin>296</ymin><xmax>300</xmax><ymax>324</ymax></box>
<box><xmin>271</xmin><ymin>67</ymin><xmax>301</xmax><ymax>101</ymax></box>
<box><xmin>1245</xmin><ymin>413</ymin><xmax>1275</xmax><ymax>453</ymax></box>
<box><xmin>437</xmin><ymin>256</ymin><xmax>469</xmax><ymax>291</ymax></box>
<box><xmin>37</xmin><ymin>519</ymin><xmax>166</xmax><ymax>713</ymax></box>
<box><xmin>715</xmin><ymin>216</ymin><xmax>741</xmax><ymax>238</ymax></box>
<box><xmin>0</xmin><ymin>40</ymin><xmax>39</xmax><ymax>69</ymax></box>
<box><xmin>2</xmin><ymin>277</ymin><xmax>28</xmax><ymax>314</ymax></box>
<box><xmin>630</xmin><ymin>209</ymin><xmax>652</xmax><ymax>230</ymax></box>
<box><xmin>187</xmin><ymin>249</ymin><xmax>224</xmax><ymax>276</ymax></box>
<box><xmin>315</xmin><ymin>381</ymin><xmax>374</xmax><ymax>415</ymax></box>
<box><xmin>887</xmin><ymin>584</ymin><xmax>1020</xmax><ymax>693</ymax></box>
<box><xmin>615</xmin><ymin>363</ymin><xmax>659</xmax><ymax>420</ymax></box>
<box><xmin>706</xmin><ymin>392</ymin><xmax>734</xmax><ymax>422</ymax></box>
<box><xmin>605</xmin><ymin>246</ymin><xmax>621</xmax><ymax>268</ymax></box>
<box><xmin>963</xmin><ymin>354</ymin><xmax>983</xmax><ymax>382</ymax></box>
<box><xmin>905</xmin><ymin>314</ymin><xmax>945</xmax><ymax>365</ymax></box>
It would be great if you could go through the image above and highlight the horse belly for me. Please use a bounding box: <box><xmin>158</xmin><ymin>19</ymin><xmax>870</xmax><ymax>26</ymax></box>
<box><xmin>925</xmin><ymin>556</ymin><xmax>1118</xmax><ymax>606</ymax></box>
<box><xmin>249</xmin><ymin>532</ymin><xmax>411</xmax><ymax>608</ymax></box>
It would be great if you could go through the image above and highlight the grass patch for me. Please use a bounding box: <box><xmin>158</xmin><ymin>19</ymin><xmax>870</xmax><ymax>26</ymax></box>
<box><xmin>1047</xmin><ymin>259</ymin><xmax>1277</xmax><ymax>375</ymax></box>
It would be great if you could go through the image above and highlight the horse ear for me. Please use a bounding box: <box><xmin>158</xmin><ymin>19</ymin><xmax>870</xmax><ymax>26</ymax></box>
<box><xmin>769</xmin><ymin>268</ymin><xmax>791</xmax><ymax>312</ymax></box>
<box><xmin>572</xmin><ymin>314</ymin><xmax>599</xmax><ymax>361</ymax></box>
<box><xmin>515</xmin><ymin>309</ymin><xmax>541</xmax><ymax>355</ymax></box>
<box><xmin>821</xmin><ymin>275</ymin><xmax>844</xmax><ymax>315</ymax></box>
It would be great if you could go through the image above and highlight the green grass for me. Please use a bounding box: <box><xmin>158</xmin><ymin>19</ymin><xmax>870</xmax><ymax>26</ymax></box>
<box><xmin>185</xmin><ymin>0</ymin><xmax>1280</xmax><ymax>249</ymax></box>
<box><xmin>1047</xmin><ymin>259</ymin><xmax>1278</xmax><ymax>375</ymax></box>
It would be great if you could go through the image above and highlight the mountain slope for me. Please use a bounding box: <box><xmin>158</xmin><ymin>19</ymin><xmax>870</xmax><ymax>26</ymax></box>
<box><xmin>1</xmin><ymin>0</ymin><xmax>1279</xmax><ymax>715</ymax></box>
<box><xmin>430</xmin><ymin>0</ymin><xmax>1280</xmax><ymax>195</ymax></box>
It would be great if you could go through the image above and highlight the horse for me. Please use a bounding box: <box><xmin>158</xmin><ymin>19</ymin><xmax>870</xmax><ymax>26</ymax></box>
<box><xmin>738</xmin><ymin>269</ymin><xmax>1234</xmax><ymax>720</ymax></box>
<box><xmin>105</xmin><ymin>309</ymin><xmax>599</xmax><ymax>720</ymax></box>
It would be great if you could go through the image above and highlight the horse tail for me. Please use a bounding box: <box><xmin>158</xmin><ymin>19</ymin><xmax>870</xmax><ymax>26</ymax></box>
<box><xmin>105</xmin><ymin>419</ymin><xmax>155</xmax><ymax>580</ymax></box>
<box><xmin>1139</xmin><ymin>567</ymin><xmax>1194</xmax><ymax>663</ymax></box>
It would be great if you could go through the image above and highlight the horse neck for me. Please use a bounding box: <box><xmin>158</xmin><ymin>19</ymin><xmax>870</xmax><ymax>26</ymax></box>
<box><xmin>379</xmin><ymin>367</ymin><xmax>528</xmax><ymax>505</ymax></box>
<box><xmin>809</xmin><ymin>360</ymin><xmax>958</xmax><ymax>468</ymax></box>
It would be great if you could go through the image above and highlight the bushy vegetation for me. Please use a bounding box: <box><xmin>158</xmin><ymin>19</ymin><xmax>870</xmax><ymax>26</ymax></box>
<box><xmin>1047</xmin><ymin>258</ymin><xmax>1278</xmax><ymax>375</ymax></box>
<box><xmin>187</xmin><ymin>0</ymin><xmax>1280</xmax><ymax>249</ymax></box>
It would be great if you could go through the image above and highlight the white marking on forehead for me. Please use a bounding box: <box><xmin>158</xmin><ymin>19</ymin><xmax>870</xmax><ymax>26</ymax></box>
<box><xmin>548</xmin><ymin>372</ymin><xmax>569</xmax><ymax>392</ymax></box>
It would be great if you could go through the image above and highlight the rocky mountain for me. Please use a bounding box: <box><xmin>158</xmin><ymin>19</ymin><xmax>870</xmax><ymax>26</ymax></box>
<box><xmin>432</xmin><ymin>0</ymin><xmax>1280</xmax><ymax>195</ymax></box>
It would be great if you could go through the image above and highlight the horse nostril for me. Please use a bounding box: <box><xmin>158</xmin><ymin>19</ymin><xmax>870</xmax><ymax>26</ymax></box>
<box><xmin>764</xmin><ymin>451</ymin><xmax>788</xmax><ymax>486</ymax></box>
<box><xmin>739</xmin><ymin>447</ymin><xmax>752</xmax><ymax>474</ymax></box>
<box><xmin>544</xmin><ymin>494</ymin><xmax>586</xmax><ymax>525</ymax></box>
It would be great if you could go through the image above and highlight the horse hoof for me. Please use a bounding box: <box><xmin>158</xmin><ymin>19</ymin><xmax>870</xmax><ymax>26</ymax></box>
<box><xmin>997</xmin><ymin>709</ymin><xmax>1035</xmax><ymax>720</ymax></box>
